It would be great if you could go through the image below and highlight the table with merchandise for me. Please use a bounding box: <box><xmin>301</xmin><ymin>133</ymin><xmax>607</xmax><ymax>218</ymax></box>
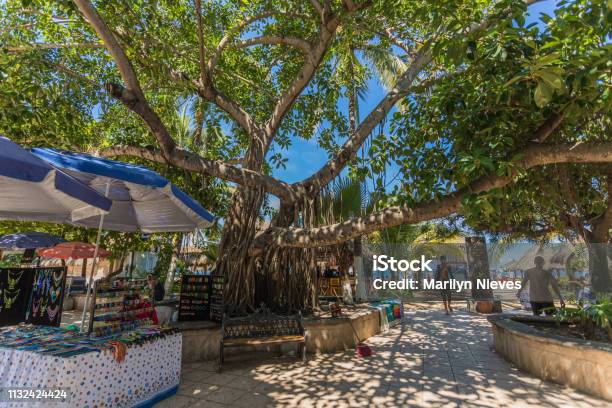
<box><xmin>0</xmin><ymin>277</ymin><xmax>182</xmax><ymax>408</ymax></box>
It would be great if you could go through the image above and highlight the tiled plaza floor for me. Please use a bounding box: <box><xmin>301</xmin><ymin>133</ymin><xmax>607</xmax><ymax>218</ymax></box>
<box><xmin>155</xmin><ymin>307</ymin><xmax>609</xmax><ymax>407</ymax></box>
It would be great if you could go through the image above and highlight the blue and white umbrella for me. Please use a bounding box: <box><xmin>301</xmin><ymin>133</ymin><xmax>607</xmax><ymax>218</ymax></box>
<box><xmin>31</xmin><ymin>148</ymin><xmax>215</xmax><ymax>233</ymax></box>
<box><xmin>0</xmin><ymin>232</ymin><xmax>65</xmax><ymax>250</ymax></box>
<box><xmin>0</xmin><ymin>137</ymin><xmax>112</xmax><ymax>224</ymax></box>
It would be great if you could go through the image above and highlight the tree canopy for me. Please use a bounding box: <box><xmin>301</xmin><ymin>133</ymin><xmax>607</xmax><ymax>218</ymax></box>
<box><xmin>1</xmin><ymin>0</ymin><xmax>611</xmax><ymax>308</ymax></box>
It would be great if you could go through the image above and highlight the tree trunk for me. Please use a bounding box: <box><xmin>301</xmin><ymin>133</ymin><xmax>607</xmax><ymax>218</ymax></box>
<box><xmin>164</xmin><ymin>234</ymin><xmax>182</xmax><ymax>298</ymax></box>
<box><xmin>587</xmin><ymin>244</ymin><xmax>610</xmax><ymax>292</ymax></box>
<box><xmin>256</xmin><ymin>196</ymin><xmax>318</xmax><ymax>312</ymax></box>
<box><xmin>215</xmin><ymin>185</ymin><xmax>265</xmax><ymax>314</ymax></box>
<box><xmin>466</xmin><ymin>236</ymin><xmax>494</xmax><ymax>300</ymax></box>
<box><xmin>215</xmin><ymin>184</ymin><xmax>323</xmax><ymax>314</ymax></box>
<box><xmin>584</xmin><ymin>198</ymin><xmax>611</xmax><ymax>293</ymax></box>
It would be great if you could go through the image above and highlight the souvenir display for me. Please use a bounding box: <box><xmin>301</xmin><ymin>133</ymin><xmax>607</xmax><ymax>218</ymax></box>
<box><xmin>24</xmin><ymin>267</ymin><xmax>66</xmax><ymax>327</ymax></box>
<box><xmin>0</xmin><ymin>268</ymin><xmax>35</xmax><ymax>326</ymax></box>
<box><xmin>210</xmin><ymin>274</ymin><xmax>224</xmax><ymax>322</ymax></box>
<box><xmin>178</xmin><ymin>274</ymin><xmax>210</xmax><ymax>321</ymax></box>
<box><xmin>370</xmin><ymin>300</ymin><xmax>404</xmax><ymax>331</ymax></box>
<box><xmin>88</xmin><ymin>278</ymin><xmax>156</xmax><ymax>335</ymax></box>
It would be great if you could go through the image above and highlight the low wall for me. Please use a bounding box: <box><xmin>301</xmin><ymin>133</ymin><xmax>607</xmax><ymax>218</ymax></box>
<box><xmin>72</xmin><ymin>294</ymin><xmax>87</xmax><ymax>312</ymax></box>
<box><xmin>304</xmin><ymin>308</ymin><xmax>381</xmax><ymax>353</ymax></box>
<box><xmin>488</xmin><ymin>315</ymin><xmax>612</xmax><ymax>401</ymax></box>
<box><xmin>176</xmin><ymin>308</ymin><xmax>382</xmax><ymax>362</ymax></box>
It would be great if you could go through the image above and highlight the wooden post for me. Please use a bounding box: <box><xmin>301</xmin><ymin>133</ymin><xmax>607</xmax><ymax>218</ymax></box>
<box><xmin>87</xmin><ymin>280</ymin><xmax>98</xmax><ymax>334</ymax></box>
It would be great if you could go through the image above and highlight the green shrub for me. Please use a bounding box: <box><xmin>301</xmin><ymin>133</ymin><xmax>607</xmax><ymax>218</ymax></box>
<box><xmin>555</xmin><ymin>300</ymin><xmax>612</xmax><ymax>341</ymax></box>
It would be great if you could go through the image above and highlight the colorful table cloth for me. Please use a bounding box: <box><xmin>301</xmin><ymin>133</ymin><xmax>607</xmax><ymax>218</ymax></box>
<box><xmin>0</xmin><ymin>332</ymin><xmax>181</xmax><ymax>408</ymax></box>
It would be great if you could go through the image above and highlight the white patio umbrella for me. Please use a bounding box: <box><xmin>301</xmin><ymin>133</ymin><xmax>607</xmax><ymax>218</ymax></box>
<box><xmin>31</xmin><ymin>148</ymin><xmax>214</xmax><ymax>232</ymax></box>
<box><xmin>0</xmin><ymin>137</ymin><xmax>112</xmax><ymax>224</ymax></box>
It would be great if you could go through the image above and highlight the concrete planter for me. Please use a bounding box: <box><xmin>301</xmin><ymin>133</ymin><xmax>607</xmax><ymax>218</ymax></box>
<box><xmin>488</xmin><ymin>314</ymin><xmax>612</xmax><ymax>401</ymax></box>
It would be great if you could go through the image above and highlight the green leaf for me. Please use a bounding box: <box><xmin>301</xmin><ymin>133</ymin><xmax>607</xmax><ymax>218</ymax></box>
<box><xmin>532</xmin><ymin>52</ymin><xmax>561</xmax><ymax>69</ymax></box>
<box><xmin>536</xmin><ymin>69</ymin><xmax>566</xmax><ymax>92</ymax></box>
<box><xmin>534</xmin><ymin>81</ymin><xmax>553</xmax><ymax>108</ymax></box>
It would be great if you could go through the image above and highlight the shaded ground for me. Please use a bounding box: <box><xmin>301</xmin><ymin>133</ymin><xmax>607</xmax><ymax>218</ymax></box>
<box><xmin>155</xmin><ymin>304</ymin><xmax>608</xmax><ymax>407</ymax></box>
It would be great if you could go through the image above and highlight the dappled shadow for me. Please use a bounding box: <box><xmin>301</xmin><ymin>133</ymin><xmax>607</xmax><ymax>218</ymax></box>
<box><xmin>170</xmin><ymin>306</ymin><xmax>608</xmax><ymax>407</ymax></box>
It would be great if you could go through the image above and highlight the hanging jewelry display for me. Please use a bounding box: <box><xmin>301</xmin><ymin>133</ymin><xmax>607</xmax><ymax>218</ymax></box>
<box><xmin>46</xmin><ymin>304</ymin><xmax>60</xmax><ymax>322</ymax></box>
<box><xmin>1</xmin><ymin>268</ymin><xmax>37</xmax><ymax>326</ymax></box>
<box><xmin>25</xmin><ymin>267</ymin><xmax>66</xmax><ymax>326</ymax></box>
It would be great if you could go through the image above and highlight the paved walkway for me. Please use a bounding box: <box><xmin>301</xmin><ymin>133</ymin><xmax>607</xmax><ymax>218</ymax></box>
<box><xmin>155</xmin><ymin>308</ymin><xmax>609</xmax><ymax>407</ymax></box>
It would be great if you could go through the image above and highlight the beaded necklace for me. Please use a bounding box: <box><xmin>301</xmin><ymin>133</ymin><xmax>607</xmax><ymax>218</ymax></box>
<box><xmin>46</xmin><ymin>304</ymin><xmax>60</xmax><ymax>322</ymax></box>
<box><xmin>7</xmin><ymin>270</ymin><xmax>23</xmax><ymax>290</ymax></box>
<box><xmin>3</xmin><ymin>289</ymin><xmax>19</xmax><ymax>309</ymax></box>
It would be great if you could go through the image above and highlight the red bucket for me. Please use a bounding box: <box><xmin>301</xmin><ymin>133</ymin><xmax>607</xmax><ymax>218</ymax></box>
<box><xmin>356</xmin><ymin>344</ymin><xmax>373</xmax><ymax>357</ymax></box>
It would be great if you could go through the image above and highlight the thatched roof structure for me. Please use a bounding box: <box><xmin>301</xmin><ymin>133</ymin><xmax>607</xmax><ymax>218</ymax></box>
<box><xmin>500</xmin><ymin>245</ymin><xmax>574</xmax><ymax>271</ymax></box>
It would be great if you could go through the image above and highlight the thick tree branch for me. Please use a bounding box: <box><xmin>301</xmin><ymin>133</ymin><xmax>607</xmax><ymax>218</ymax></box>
<box><xmin>73</xmin><ymin>0</ymin><xmax>142</xmax><ymax>96</ymax></box>
<box><xmin>99</xmin><ymin>146</ymin><xmax>299</xmax><ymax>201</ymax></box>
<box><xmin>263</xmin><ymin>23</ymin><xmax>336</xmax><ymax>144</ymax></box>
<box><xmin>263</xmin><ymin>1</ymin><xmax>373</xmax><ymax>148</ymax></box>
<box><xmin>194</xmin><ymin>0</ymin><xmax>207</xmax><ymax>86</ymax></box>
<box><xmin>309</xmin><ymin>0</ymin><xmax>324</xmax><ymax>17</ymax></box>
<box><xmin>383</xmin><ymin>28</ymin><xmax>413</xmax><ymax>54</ymax></box>
<box><xmin>73</xmin><ymin>0</ymin><xmax>177</xmax><ymax>156</ymax></box>
<box><xmin>195</xmin><ymin>84</ymin><xmax>264</xmax><ymax>136</ymax></box>
<box><xmin>269</xmin><ymin>142</ymin><xmax>612</xmax><ymax>248</ymax></box>
<box><xmin>167</xmin><ymin>69</ymin><xmax>263</xmax><ymax>137</ymax></box>
<box><xmin>532</xmin><ymin>111</ymin><xmax>564</xmax><ymax>142</ymax></box>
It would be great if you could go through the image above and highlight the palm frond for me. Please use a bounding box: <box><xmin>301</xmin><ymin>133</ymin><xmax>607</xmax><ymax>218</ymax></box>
<box><xmin>360</xmin><ymin>47</ymin><xmax>407</xmax><ymax>90</ymax></box>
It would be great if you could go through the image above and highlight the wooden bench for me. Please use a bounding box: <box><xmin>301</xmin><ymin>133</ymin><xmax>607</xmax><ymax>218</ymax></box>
<box><xmin>218</xmin><ymin>307</ymin><xmax>306</xmax><ymax>372</ymax></box>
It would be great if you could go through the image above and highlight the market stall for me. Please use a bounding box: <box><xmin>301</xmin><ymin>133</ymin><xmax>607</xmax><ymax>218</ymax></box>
<box><xmin>0</xmin><ymin>138</ymin><xmax>216</xmax><ymax>408</ymax></box>
<box><xmin>0</xmin><ymin>268</ymin><xmax>181</xmax><ymax>407</ymax></box>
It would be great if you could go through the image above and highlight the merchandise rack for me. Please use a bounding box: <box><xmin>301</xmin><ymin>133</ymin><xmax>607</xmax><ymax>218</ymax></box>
<box><xmin>210</xmin><ymin>274</ymin><xmax>224</xmax><ymax>323</ymax></box>
<box><xmin>87</xmin><ymin>278</ymin><xmax>153</xmax><ymax>335</ymax></box>
<box><xmin>178</xmin><ymin>274</ymin><xmax>210</xmax><ymax>321</ymax></box>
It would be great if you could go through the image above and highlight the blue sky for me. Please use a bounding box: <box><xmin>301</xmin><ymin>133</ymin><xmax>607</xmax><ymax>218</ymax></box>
<box><xmin>269</xmin><ymin>0</ymin><xmax>558</xmax><ymax>185</ymax></box>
